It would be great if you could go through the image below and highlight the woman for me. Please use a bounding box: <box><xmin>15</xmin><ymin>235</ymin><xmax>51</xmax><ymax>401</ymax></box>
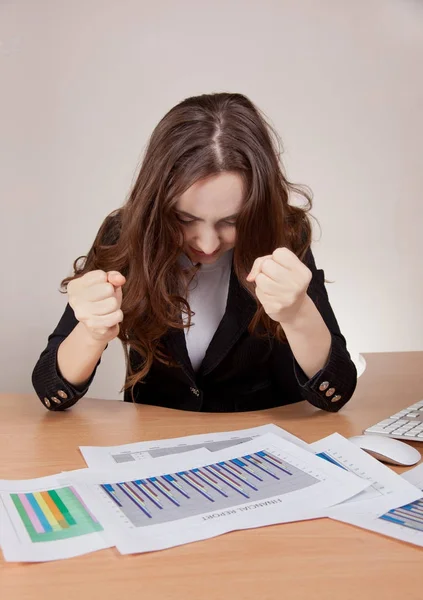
<box><xmin>32</xmin><ymin>92</ymin><xmax>357</xmax><ymax>413</ymax></box>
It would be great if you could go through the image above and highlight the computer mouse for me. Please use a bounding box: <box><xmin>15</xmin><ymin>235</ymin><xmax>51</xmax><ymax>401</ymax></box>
<box><xmin>348</xmin><ymin>434</ymin><xmax>421</xmax><ymax>466</ymax></box>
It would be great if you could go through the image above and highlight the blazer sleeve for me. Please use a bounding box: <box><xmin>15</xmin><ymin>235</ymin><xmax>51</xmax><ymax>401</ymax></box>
<box><xmin>32</xmin><ymin>304</ymin><xmax>101</xmax><ymax>411</ymax></box>
<box><xmin>290</xmin><ymin>248</ymin><xmax>357</xmax><ymax>412</ymax></box>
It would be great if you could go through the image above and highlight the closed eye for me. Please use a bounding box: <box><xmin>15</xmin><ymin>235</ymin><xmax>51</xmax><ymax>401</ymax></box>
<box><xmin>176</xmin><ymin>215</ymin><xmax>197</xmax><ymax>224</ymax></box>
<box><xmin>175</xmin><ymin>212</ymin><xmax>238</xmax><ymax>226</ymax></box>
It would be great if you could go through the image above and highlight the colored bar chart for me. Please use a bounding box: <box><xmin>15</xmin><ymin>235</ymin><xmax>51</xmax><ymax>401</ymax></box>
<box><xmin>100</xmin><ymin>450</ymin><xmax>318</xmax><ymax>527</ymax></box>
<box><xmin>380</xmin><ymin>498</ymin><xmax>423</xmax><ymax>532</ymax></box>
<box><xmin>11</xmin><ymin>486</ymin><xmax>103</xmax><ymax>543</ymax></box>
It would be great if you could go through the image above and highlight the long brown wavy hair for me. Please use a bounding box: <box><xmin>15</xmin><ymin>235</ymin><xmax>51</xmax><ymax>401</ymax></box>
<box><xmin>62</xmin><ymin>92</ymin><xmax>313</xmax><ymax>390</ymax></box>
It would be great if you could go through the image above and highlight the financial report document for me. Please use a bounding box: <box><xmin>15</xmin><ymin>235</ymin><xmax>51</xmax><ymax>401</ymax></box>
<box><xmin>79</xmin><ymin>423</ymin><xmax>311</xmax><ymax>469</ymax></box>
<box><xmin>73</xmin><ymin>432</ymin><xmax>369</xmax><ymax>555</ymax></box>
<box><xmin>1</xmin><ymin>433</ymin><xmax>369</xmax><ymax>560</ymax></box>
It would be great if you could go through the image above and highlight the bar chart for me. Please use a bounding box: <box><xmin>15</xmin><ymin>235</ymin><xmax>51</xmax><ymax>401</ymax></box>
<box><xmin>111</xmin><ymin>437</ymin><xmax>254</xmax><ymax>463</ymax></box>
<box><xmin>100</xmin><ymin>449</ymin><xmax>318</xmax><ymax>527</ymax></box>
<box><xmin>10</xmin><ymin>486</ymin><xmax>103</xmax><ymax>543</ymax></box>
<box><xmin>380</xmin><ymin>498</ymin><xmax>423</xmax><ymax>532</ymax></box>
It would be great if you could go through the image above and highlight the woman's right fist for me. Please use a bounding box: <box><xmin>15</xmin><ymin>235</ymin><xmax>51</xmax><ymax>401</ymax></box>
<box><xmin>67</xmin><ymin>270</ymin><xmax>126</xmax><ymax>343</ymax></box>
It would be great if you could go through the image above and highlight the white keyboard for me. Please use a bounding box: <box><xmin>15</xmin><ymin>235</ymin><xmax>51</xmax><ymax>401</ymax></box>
<box><xmin>364</xmin><ymin>399</ymin><xmax>423</xmax><ymax>442</ymax></box>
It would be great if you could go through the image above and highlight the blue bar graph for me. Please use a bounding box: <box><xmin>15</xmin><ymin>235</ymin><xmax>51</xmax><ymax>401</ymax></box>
<box><xmin>99</xmin><ymin>450</ymin><xmax>318</xmax><ymax>528</ymax></box>
<box><xmin>380</xmin><ymin>498</ymin><xmax>423</xmax><ymax>532</ymax></box>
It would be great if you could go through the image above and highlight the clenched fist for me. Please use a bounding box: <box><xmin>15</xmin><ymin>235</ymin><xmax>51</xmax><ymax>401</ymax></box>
<box><xmin>67</xmin><ymin>270</ymin><xmax>125</xmax><ymax>343</ymax></box>
<box><xmin>247</xmin><ymin>248</ymin><xmax>312</xmax><ymax>325</ymax></box>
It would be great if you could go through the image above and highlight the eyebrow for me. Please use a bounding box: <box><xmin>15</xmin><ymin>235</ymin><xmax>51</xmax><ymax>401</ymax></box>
<box><xmin>176</xmin><ymin>210</ymin><xmax>239</xmax><ymax>222</ymax></box>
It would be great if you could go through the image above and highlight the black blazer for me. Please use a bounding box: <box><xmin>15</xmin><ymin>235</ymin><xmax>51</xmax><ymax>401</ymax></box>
<box><xmin>32</xmin><ymin>250</ymin><xmax>357</xmax><ymax>413</ymax></box>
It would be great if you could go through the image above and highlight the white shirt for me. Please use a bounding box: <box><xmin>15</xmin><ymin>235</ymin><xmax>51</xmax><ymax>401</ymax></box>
<box><xmin>182</xmin><ymin>250</ymin><xmax>233</xmax><ymax>372</ymax></box>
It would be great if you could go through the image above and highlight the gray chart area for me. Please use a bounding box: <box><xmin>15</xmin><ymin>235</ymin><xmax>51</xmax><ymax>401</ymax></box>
<box><xmin>111</xmin><ymin>437</ymin><xmax>254</xmax><ymax>463</ymax></box>
<box><xmin>100</xmin><ymin>449</ymin><xmax>318</xmax><ymax>527</ymax></box>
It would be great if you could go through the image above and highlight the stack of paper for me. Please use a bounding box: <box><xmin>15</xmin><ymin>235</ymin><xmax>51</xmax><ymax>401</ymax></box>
<box><xmin>0</xmin><ymin>425</ymin><xmax>422</xmax><ymax>563</ymax></box>
<box><xmin>312</xmin><ymin>434</ymin><xmax>423</xmax><ymax>546</ymax></box>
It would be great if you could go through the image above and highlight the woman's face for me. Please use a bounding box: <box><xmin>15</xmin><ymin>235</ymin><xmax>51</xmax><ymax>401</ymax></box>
<box><xmin>175</xmin><ymin>171</ymin><xmax>244</xmax><ymax>265</ymax></box>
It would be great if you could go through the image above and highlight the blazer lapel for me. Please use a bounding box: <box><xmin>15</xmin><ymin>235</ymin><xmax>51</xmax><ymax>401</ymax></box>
<box><xmin>198</xmin><ymin>266</ymin><xmax>257</xmax><ymax>377</ymax></box>
<box><xmin>162</xmin><ymin>266</ymin><xmax>257</xmax><ymax>381</ymax></box>
<box><xmin>162</xmin><ymin>326</ymin><xmax>195</xmax><ymax>380</ymax></box>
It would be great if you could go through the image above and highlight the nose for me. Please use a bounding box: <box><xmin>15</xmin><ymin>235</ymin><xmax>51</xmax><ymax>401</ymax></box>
<box><xmin>196</xmin><ymin>229</ymin><xmax>220</xmax><ymax>255</ymax></box>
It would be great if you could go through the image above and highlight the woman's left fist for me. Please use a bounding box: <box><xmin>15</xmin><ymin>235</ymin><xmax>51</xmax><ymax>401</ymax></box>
<box><xmin>247</xmin><ymin>248</ymin><xmax>312</xmax><ymax>325</ymax></box>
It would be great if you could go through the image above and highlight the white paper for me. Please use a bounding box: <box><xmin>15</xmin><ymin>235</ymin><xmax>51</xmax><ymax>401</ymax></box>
<box><xmin>333</xmin><ymin>463</ymin><xmax>423</xmax><ymax>548</ymax></box>
<box><xmin>72</xmin><ymin>432</ymin><xmax>370</xmax><ymax>555</ymax></box>
<box><xmin>0</xmin><ymin>473</ymin><xmax>111</xmax><ymax>562</ymax></box>
<box><xmin>79</xmin><ymin>423</ymin><xmax>310</xmax><ymax>469</ymax></box>
<box><xmin>311</xmin><ymin>436</ymin><xmax>423</xmax><ymax>548</ymax></box>
<box><xmin>402</xmin><ymin>462</ymin><xmax>423</xmax><ymax>488</ymax></box>
<box><xmin>311</xmin><ymin>433</ymin><xmax>422</xmax><ymax>515</ymax></box>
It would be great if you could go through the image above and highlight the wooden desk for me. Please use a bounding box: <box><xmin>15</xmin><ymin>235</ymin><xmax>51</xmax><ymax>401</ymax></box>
<box><xmin>1</xmin><ymin>352</ymin><xmax>422</xmax><ymax>600</ymax></box>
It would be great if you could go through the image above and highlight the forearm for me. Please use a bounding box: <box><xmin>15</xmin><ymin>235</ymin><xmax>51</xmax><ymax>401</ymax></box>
<box><xmin>57</xmin><ymin>322</ymin><xmax>107</xmax><ymax>387</ymax></box>
<box><xmin>280</xmin><ymin>295</ymin><xmax>332</xmax><ymax>380</ymax></box>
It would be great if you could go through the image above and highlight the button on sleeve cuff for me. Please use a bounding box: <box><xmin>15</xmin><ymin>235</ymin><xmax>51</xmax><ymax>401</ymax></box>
<box><xmin>293</xmin><ymin>333</ymin><xmax>357</xmax><ymax>412</ymax></box>
<box><xmin>32</xmin><ymin>342</ymin><xmax>96</xmax><ymax>411</ymax></box>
